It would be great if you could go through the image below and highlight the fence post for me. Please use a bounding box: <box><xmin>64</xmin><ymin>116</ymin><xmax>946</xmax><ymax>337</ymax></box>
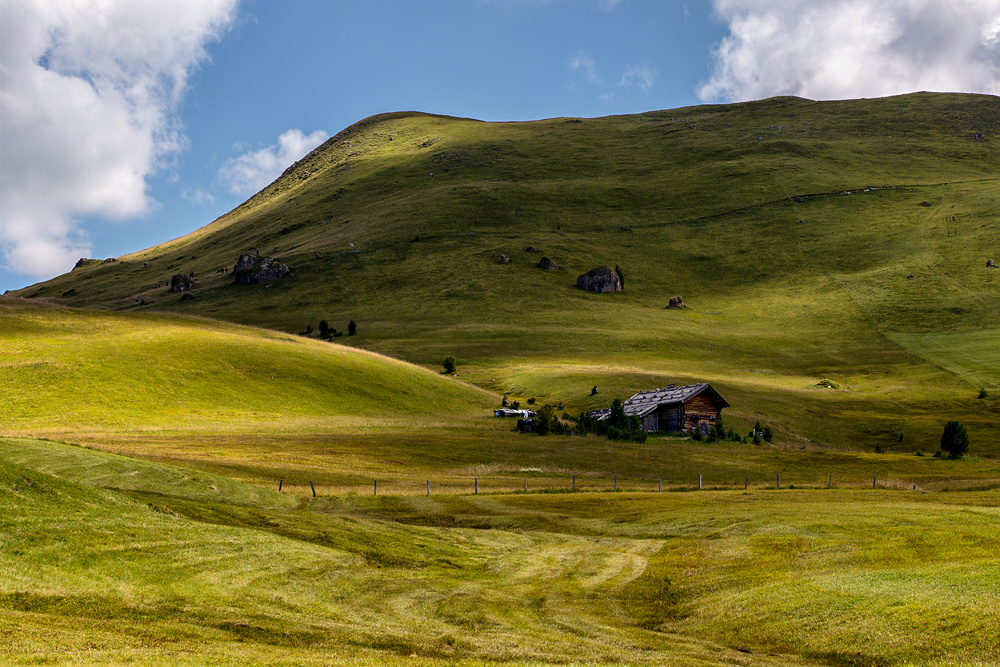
<box><xmin>745</xmin><ymin>474</ymin><xmax>748</xmax><ymax>490</ymax></box>
<box><xmin>614</xmin><ymin>475</ymin><xmax>617</xmax><ymax>491</ymax></box>
<box><xmin>427</xmin><ymin>479</ymin><xmax>430</xmax><ymax>496</ymax></box>
<box><xmin>572</xmin><ymin>474</ymin><xmax>575</xmax><ymax>491</ymax></box>
<box><xmin>828</xmin><ymin>474</ymin><xmax>832</xmax><ymax>488</ymax></box>
<box><xmin>776</xmin><ymin>474</ymin><xmax>780</xmax><ymax>490</ymax></box>
<box><xmin>658</xmin><ymin>478</ymin><xmax>662</xmax><ymax>492</ymax></box>
<box><xmin>524</xmin><ymin>477</ymin><xmax>527</xmax><ymax>492</ymax></box>
<box><xmin>698</xmin><ymin>474</ymin><xmax>702</xmax><ymax>490</ymax></box>
<box><xmin>873</xmin><ymin>475</ymin><xmax>876</xmax><ymax>489</ymax></box>
<box><xmin>475</xmin><ymin>477</ymin><xmax>478</xmax><ymax>495</ymax></box>
<box><xmin>374</xmin><ymin>479</ymin><xmax>377</xmax><ymax>496</ymax></box>
<box><xmin>278</xmin><ymin>480</ymin><xmax>282</xmax><ymax>492</ymax></box>
<box><xmin>310</xmin><ymin>480</ymin><xmax>316</xmax><ymax>497</ymax></box>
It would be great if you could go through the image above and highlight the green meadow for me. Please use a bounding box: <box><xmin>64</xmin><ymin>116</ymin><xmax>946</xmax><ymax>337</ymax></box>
<box><xmin>3</xmin><ymin>92</ymin><xmax>1000</xmax><ymax>664</ymax></box>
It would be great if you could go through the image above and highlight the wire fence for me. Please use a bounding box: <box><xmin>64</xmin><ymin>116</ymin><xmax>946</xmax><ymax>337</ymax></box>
<box><xmin>275</xmin><ymin>472</ymin><xmax>923</xmax><ymax>498</ymax></box>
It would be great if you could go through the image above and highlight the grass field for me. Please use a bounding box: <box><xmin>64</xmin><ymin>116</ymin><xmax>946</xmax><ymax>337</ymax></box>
<box><xmin>1</xmin><ymin>436</ymin><xmax>998</xmax><ymax>666</ymax></box>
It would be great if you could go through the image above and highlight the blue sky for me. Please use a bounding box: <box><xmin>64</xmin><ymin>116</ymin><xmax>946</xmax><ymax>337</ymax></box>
<box><xmin>3</xmin><ymin>0</ymin><xmax>1000</xmax><ymax>293</ymax></box>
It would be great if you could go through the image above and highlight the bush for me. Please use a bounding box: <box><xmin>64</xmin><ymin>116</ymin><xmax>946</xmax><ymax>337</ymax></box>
<box><xmin>348</xmin><ymin>320</ymin><xmax>357</xmax><ymax>336</ymax></box>
<box><xmin>978</xmin><ymin>388</ymin><xmax>989</xmax><ymax>399</ymax></box>
<box><xmin>442</xmin><ymin>356</ymin><xmax>457</xmax><ymax>374</ymax></box>
<box><xmin>940</xmin><ymin>421</ymin><xmax>970</xmax><ymax>459</ymax></box>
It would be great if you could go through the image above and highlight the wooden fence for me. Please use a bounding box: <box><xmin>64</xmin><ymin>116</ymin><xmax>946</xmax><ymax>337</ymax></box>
<box><xmin>276</xmin><ymin>473</ymin><xmax>919</xmax><ymax>498</ymax></box>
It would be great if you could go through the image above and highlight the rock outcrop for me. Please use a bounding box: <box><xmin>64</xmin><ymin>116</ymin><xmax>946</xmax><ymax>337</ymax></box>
<box><xmin>576</xmin><ymin>267</ymin><xmax>622</xmax><ymax>293</ymax></box>
<box><xmin>538</xmin><ymin>256</ymin><xmax>559</xmax><ymax>270</ymax></box>
<box><xmin>232</xmin><ymin>254</ymin><xmax>289</xmax><ymax>285</ymax></box>
<box><xmin>666</xmin><ymin>296</ymin><xmax>685</xmax><ymax>308</ymax></box>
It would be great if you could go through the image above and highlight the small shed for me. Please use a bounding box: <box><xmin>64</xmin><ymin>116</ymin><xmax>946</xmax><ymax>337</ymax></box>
<box><xmin>591</xmin><ymin>383</ymin><xmax>729</xmax><ymax>433</ymax></box>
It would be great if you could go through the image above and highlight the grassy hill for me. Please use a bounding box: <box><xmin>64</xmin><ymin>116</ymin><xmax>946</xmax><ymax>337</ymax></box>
<box><xmin>0</xmin><ymin>299</ymin><xmax>494</xmax><ymax>437</ymax></box>
<box><xmin>13</xmin><ymin>92</ymin><xmax>1000</xmax><ymax>454</ymax></box>
<box><xmin>5</xmin><ymin>92</ymin><xmax>1000</xmax><ymax>664</ymax></box>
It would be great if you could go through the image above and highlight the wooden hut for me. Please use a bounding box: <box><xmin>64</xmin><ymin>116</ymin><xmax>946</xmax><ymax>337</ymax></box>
<box><xmin>591</xmin><ymin>383</ymin><xmax>729</xmax><ymax>433</ymax></box>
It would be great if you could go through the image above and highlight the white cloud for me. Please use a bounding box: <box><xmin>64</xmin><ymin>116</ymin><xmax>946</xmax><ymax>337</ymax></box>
<box><xmin>218</xmin><ymin>129</ymin><xmax>330</xmax><ymax>196</ymax></box>
<box><xmin>0</xmin><ymin>0</ymin><xmax>238</xmax><ymax>279</ymax></box>
<box><xmin>621</xmin><ymin>64</ymin><xmax>657</xmax><ymax>91</ymax></box>
<box><xmin>700</xmin><ymin>0</ymin><xmax>1000</xmax><ymax>103</ymax></box>
<box><xmin>599</xmin><ymin>0</ymin><xmax>623</xmax><ymax>9</ymax></box>
<box><xmin>570</xmin><ymin>50</ymin><xmax>601</xmax><ymax>85</ymax></box>
<box><xmin>182</xmin><ymin>188</ymin><xmax>217</xmax><ymax>206</ymax></box>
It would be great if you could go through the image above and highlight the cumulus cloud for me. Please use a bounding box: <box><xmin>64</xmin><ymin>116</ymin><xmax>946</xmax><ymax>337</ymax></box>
<box><xmin>218</xmin><ymin>129</ymin><xmax>330</xmax><ymax>196</ymax></box>
<box><xmin>0</xmin><ymin>0</ymin><xmax>238</xmax><ymax>279</ymax></box>
<box><xmin>700</xmin><ymin>0</ymin><xmax>1000</xmax><ymax>103</ymax></box>
<box><xmin>621</xmin><ymin>64</ymin><xmax>657</xmax><ymax>91</ymax></box>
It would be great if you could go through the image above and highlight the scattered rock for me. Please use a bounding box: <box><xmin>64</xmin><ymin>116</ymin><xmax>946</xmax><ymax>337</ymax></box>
<box><xmin>143</xmin><ymin>262</ymin><xmax>149</xmax><ymax>268</ymax></box>
<box><xmin>526</xmin><ymin>246</ymin><xmax>538</xmax><ymax>253</ymax></box>
<box><xmin>498</xmin><ymin>254</ymin><xmax>510</xmax><ymax>264</ymax></box>
<box><xmin>74</xmin><ymin>258</ymin><xmax>92</xmax><ymax>269</ymax></box>
<box><xmin>576</xmin><ymin>267</ymin><xmax>622</xmax><ymax>293</ymax></box>
<box><xmin>61</xmin><ymin>288</ymin><xmax>77</xmax><ymax>298</ymax></box>
<box><xmin>816</xmin><ymin>378</ymin><xmax>840</xmax><ymax>389</ymax></box>
<box><xmin>666</xmin><ymin>296</ymin><xmax>685</xmax><ymax>308</ymax></box>
<box><xmin>538</xmin><ymin>256</ymin><xmax>558</xmax><ymax>270</ymax></box>
<box><xmin>169</xmin><ymin>273</ymin><xmax>193</xmax><ymax>293</ymax></box>
<box><xmin>988</xmin><ymin>259</ymin><xmax>995</xmax><ymax>268</ymax></box>
<box><xmin>232</xmin><ymin>254</ymin><xmax>289</xmax><ymax>285</ymax></box>
<box><xmin>920</xmin><ymin>201</ymin><xmax>931</xmax><ymax>207</ymax></box>
<box><xmin>180</xmin><ymin>293</ymin><xmax>194</xmax><ymax>301</ymax></box>
<box><xmin>908</xmin><ymin>273</ymin><xmax>914</xmax><ymax>278</ymax></box>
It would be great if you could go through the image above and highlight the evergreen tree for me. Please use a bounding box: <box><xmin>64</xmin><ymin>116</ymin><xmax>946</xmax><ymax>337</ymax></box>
<box><xmin>442</xmin><ymin>356</ymin><xmax>457</xmax><ymax>374</ymax></box>
<box><xmin>940</xmin><ymin>421</ymin><xmax>970</xmax><ymax>459</ymax></box>
<box><xmin>348</xmin><ymin>320</ymin><xmax>357</xmax><ymax>336</ymax></box>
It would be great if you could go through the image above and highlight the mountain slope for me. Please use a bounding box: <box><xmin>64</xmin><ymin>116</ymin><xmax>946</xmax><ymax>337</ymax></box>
<box><xmin>14</xmin><ymin>92</ymin><xmax>1000</xmax><ymax>453</ymax></box>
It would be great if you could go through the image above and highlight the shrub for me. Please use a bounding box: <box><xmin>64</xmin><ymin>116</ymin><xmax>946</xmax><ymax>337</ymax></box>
<box><xmin>615</xmin><ymin>264</ymin><xmax>625</xmax><ymax>289</ymax></box>
<box><xmin>318</xmin><ymin>320</ymin><xmax>330</xmax><ymax>338</ymax></box>
<box><xmin>348</xmin><ymin>320</ymin><xmax>357</xmax><ymax>336</ymax></box>
<box><xmin>442</xmin><ymin>356</ymin><xmax>457</xmax><ymax>374</ymax></box>
<box><xmin>940</xmin><ymin>421</ymin><xmax>970</xmax><ymax>459</ymax></box>
<box><xmin>978</xmin><ymin>388</ymin><xmax>989</xmax><ymax>399</ymax></box>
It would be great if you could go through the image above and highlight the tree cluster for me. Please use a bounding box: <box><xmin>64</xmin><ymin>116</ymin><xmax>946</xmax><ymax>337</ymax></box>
<box><xmin>575</xmin><ymin>399</ymin><xmax>647</xmax><ymax>443</ymax></box>
<box><xmin>301</xmin><ymin>319</ymin><xmax>357</xmax><ymax>340</ymax></box>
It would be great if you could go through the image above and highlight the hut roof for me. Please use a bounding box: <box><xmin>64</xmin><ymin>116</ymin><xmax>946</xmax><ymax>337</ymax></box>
<box><xmin>591</xmin><ymin>383</ymin><xmax>729</xmax><ymax>420</ymax></box>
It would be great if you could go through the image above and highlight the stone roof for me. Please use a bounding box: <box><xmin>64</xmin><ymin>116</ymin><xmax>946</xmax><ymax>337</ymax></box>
<box><xmin>591</xmin><ymin>383</ymin><xmax>729</xmax><ymax>420</ymax></box>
